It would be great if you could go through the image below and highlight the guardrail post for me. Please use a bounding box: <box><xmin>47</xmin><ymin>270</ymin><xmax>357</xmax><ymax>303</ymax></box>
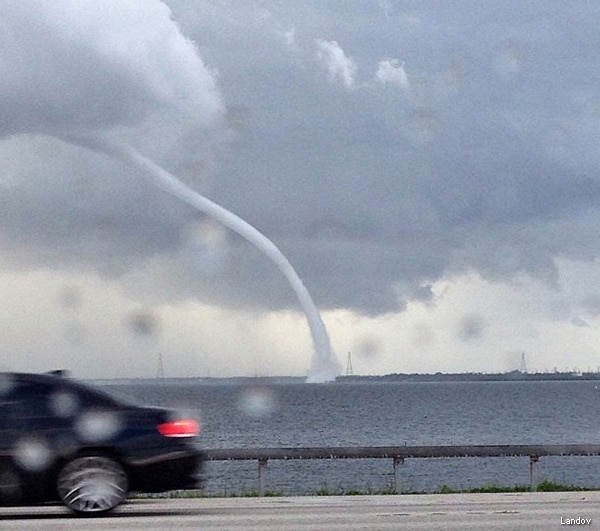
<box><xmin>529</xmin><ymin>455</ymin><xmax>539</xmax><ymax>491</ymax></box>
<box><xmin>393</xmin><ymin>456</ymin><xmax>404</xmax><ymax>494</ymax></box>
<box><xmin>204</xmin><ymin>444</ymin><xmax>600</xmax><ymax>496</ymax></box>
<box><xmin>258</xmin><ymin>458</ymin><xmax>268</xmax><ymax>497</ymax></box>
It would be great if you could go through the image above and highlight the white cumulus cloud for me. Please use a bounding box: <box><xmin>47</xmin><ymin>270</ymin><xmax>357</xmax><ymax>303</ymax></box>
<box><xmin>315</xmin><ymin>39</ymin><xmax>357</xmax><ymax>88</ymax></box>
<box><xmin>376</xmin><ymin>58</ymin><xmax>409</xmax><ymax>90</ymax></box>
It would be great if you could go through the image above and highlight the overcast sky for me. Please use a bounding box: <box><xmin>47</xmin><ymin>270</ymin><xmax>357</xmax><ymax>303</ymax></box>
<box><xmin>2</xmin><ymin>1</ymin><xmax>600</xmax><ymax>379</ymax></box>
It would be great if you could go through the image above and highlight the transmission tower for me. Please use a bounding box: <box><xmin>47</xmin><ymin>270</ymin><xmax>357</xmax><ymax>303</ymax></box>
<box><xmin>520</xmin><ymin>352</ymin><xmax>527</xmax><ymax>374</ymax></box>
<box><xmin>157</xmin><ymin>352</ymin><xmax>165</xmax><ymax>379</ymax></box>
<box><xmin>345</xmin><ymin>352</ymin><xmax>354</xmax><ymax>376</ymax></box>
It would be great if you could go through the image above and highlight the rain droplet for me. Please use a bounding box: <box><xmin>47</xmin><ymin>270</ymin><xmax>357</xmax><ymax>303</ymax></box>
<box><xmin>238</xmin><ymin>387</ymin><xmax>277</xmax><ymax>418</ymax></box>
<box><xmin>496</xmin><ymin>42</ymin><xmax>526</xmax><ymax>79</ymax></box>
<box><xmin>184</xmin><ymin>219</ymin><xmax>229</xmax><ymax>272</ymax></box>
<box><xmin>126</xmin><ymin>310</ymin><xmax>160</xmax><ymax>337</ymax></box>
<box><xmin>457</xmin><ymin>314</ymin><xmax>486</xmax><ymax>341</ymax></box>
<box><xmin>59</xmin><ymin>285</ymin><xmax>83</xmax><ymax>310</ymax></box>
<box><xmin>75</xmin><ymin>409</ymin><xmax>122</xmax><ymax>442</ymax></box>
<box><xmin>0</xmin><ymin>374</ymin><xmax>15</xmax><ymax>397</ymax></box>
<box><xmin>408</xmin><ymin>108</ymin><xmax>440</xmax><ymax>145</ymax></box>
<box><xmin>352</xmin><ymin>335</ymin><xmax>383</xmax><ymax>363</ymax></box>
<box><xmin>49</xmin><ymin>390</ymin><xmax>79</xmax><ymax>418</ymax></box>
<box><xmin>14</xmin><ymin>437</ymin><xmax>54</xmax><ymax>472</ymax></box>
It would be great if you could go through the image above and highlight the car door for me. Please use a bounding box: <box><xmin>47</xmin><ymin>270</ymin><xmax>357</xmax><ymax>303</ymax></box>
<box><xmin>0</xmin><ymin>379</ymin><xmax>66</xmax><ymax>503</ymax></box>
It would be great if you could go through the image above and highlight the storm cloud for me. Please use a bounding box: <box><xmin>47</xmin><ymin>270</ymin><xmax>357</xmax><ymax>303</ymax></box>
<box><xmin>163</xmin><ymin>0</ymin><xmax>600</xmax><ymax>316</ymax></box>
<box><xmin>2</xmin><ymin>0</ymin><xmax>600</xmax><ymax>330</ymax></box>
<box><xmin>0</xmin><ymin>0</ymin><xmax>223</xmax><ymax>135</ymax></box>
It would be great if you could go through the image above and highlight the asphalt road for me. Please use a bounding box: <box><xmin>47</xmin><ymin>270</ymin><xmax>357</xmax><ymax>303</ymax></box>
<box><xmin>1</xmin><ymin>492</ymin><xmax>600</xmax><ymax>530</ymax></box>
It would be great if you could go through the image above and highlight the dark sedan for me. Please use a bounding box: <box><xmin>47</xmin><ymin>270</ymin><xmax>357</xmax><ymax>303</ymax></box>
<box><xmin>0</xmin><ymin>371</ymin><xmax>202</xmax><ymax>515</ymax></box>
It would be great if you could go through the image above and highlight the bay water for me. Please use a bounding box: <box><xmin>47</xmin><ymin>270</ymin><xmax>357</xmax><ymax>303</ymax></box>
<box><xmin>99</xmin><ymin>380</ymin><xmax>600</xmax><ymax>495</ymax></box>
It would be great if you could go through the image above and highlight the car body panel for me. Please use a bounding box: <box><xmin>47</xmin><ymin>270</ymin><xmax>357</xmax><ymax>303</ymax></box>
<box><xmin>0</xmin><ymin>372</ymin><xmax>203</xmax><ymax>507</ymax></box>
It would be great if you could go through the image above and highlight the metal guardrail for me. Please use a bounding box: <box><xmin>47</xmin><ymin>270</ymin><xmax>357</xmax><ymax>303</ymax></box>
<box><xmin>204</xmin><ymin>444</ymin><xmax>600</xmax><ymax>496</ymax></box>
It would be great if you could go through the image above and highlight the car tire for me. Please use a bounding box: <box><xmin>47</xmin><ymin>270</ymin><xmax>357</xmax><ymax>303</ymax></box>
<box><xmin>57</xmin><ymin>455</ymin><xmax>128</xmax><ymax>515</ymax></box>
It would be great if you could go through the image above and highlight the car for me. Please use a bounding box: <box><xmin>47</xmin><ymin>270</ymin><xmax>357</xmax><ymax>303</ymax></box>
<box><xmin>0</xmin><ymin>371</ymin><xmax>203</xmax><ymax>515</ymax></box>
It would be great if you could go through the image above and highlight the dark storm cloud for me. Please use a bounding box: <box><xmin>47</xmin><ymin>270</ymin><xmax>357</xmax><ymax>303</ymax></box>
<box><xmin>0</xmin><ymin>0</ymin><xmax>224</xmax><ymax>275</ymax></box>
<box><xmin>0</xmin><ymin>0</ymin><xmax>223</xmax><ymax>136</ymax></box>
<box><xmin>167</xmin><ymin>1</ymin><xmax>600</xmax><ymax>313</ymax></box>
<box><xmin>2</xmin><ymin>1</ymin><xmax>600</xmax><ymax>317</ymax></box>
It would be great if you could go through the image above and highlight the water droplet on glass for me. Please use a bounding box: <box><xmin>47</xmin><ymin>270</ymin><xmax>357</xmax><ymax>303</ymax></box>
<box><xmin>14</xmin><ymin>437</ymin><xmax>53</xmax><ymax>472</ymax></box>
<box><xmin>353</xmin><ymin>335</ymin><xmax>383</xmax><ymax>363</ymax></box>
<box><xmin>126</xmin><ymin>310</ymin><xmax>160</xmax><ymax>337</ymax></box>
<box><xmin>49</xmin><ymin>390</ymin><xmax>79</xmax><ymax>418</ymax></box>
<box><xmin>457</xmin><ymin>314</ymin><xmax>486</xmax><ymax>341</ymax></box>
<box><xmin>59</xmin><ymin>285</ymin><xmax>83</xmax><ymax>310</ymax></box>
<box><xmin>238</xmin><ymin>387</ymin><xmax>277</xmax><ymax>418</ymax></box>
<box><xmin>496</xmin><ymin>42</ymin><xmax>526</xmax><ymax>79</ymax></box>
<box><xmin>0</xmin><ymin>374</ymin><xmax>15</xmax><ymax>396</ymax></box>
<box><xmin>184</xmin><ymin>219</ymin><xmax>229</xmax><ymax>272</ymax></box>
<box><xmin>75</xmin><ymin>409</ymin><xmax>122</xmax><ymax>442</ymax></box>
<box><xmin>408</xmin><ymin>108</ymin><xmax>440</xmax><ymax>144</ymax></box>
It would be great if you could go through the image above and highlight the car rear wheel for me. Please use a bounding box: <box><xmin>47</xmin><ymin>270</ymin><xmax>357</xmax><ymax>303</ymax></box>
<box><xmin>57</xmin><ymin>455</ymin><xmax>128</xmax><ymax>515</ymax></box>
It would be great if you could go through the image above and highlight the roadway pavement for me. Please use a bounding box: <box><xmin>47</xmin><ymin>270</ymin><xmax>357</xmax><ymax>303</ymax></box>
<box><xmin>1</xmin><ymin>491</ymin><xmax>599</xmax><ymax>530</ymax></box>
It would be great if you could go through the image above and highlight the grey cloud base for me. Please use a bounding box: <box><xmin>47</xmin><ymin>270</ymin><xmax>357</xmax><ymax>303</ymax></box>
<box><xmin>2</xmin><ymin>0</ymin><xmax>600</xmax><ymax>320</ymax></box>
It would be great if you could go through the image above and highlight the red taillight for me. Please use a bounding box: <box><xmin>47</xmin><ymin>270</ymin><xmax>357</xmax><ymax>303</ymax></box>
<box><xmin>157</xmin><ymin>419</ymin><xmax>200</xmax><ymax>438</ymax></box>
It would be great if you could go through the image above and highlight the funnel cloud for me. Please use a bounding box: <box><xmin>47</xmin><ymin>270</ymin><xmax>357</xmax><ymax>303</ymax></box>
<box><xmin>0</xmin><ymin>0</ymin><xmax>340</xmax><ymax>379</ymax></box>
<box><xmin>61</xmin><ymin>134</ymin><xmax>340</xmax><ymax>382</ymax></box>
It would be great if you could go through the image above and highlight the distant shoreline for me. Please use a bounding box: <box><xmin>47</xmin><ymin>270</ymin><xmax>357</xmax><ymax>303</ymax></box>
<box><xmin>86</xmin><ymin>370</ymin><xmax>600</xmax><ymax>385</ymax></box>
<box><xmin>335</xmin><ymin>370</ymin><xmax>600</xmax><ymax>383</ymax></box>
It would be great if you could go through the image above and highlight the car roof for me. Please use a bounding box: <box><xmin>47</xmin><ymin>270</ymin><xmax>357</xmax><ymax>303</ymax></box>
<box><xmin>1</xmin><ymin>371</ymin><xmax>70</xmax><ymax>385</ymax></box>
<box><xmin>0</xmin><ymin>372</ymin><xmax>123</xmax><ymax>405</ymax></box>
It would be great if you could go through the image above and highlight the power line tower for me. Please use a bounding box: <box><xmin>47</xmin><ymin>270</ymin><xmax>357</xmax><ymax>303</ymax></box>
<box><xmin>520</xmin><ymin>352</ymin><xmax>527</xmax><ymax>374</ymax></box>
<box><xmin>345</xmin><ymin>352</ymin><xmax>354</xmax><ymax>376</ymax></box>
<box><xmin>157</xmin><ymin>352</ymin><xmax>165</xmax><ymax>379</ymax></box>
